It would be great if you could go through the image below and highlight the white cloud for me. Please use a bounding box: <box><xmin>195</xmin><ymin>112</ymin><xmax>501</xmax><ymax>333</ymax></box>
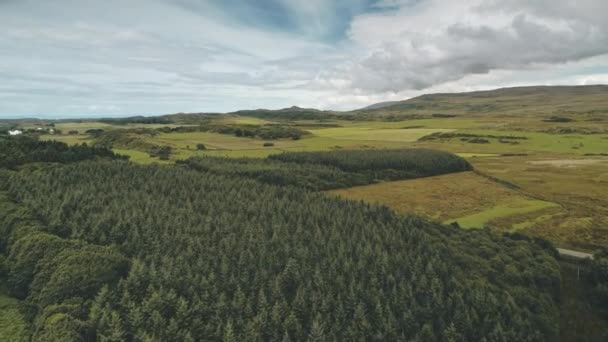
<box><xmin>318</xmin><ymin>0</ymin><xmax>608</xmax><ymax>95</ymax></box>
<box><xmin>0</xmin><ymin>0</ymin><xmax>607</xmax><ymax>116</ymax></box>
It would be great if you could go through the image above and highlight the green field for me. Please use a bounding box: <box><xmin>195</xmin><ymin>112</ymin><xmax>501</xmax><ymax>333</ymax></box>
<box><xmin>449</xmin><ymin>199</ymin><xmax>560</xmax><ymax>229</ymax></box>
<box><xmin>309</xmin><ymin>127</ymin><xmax>454</xmax><ymax>142</ymax></box>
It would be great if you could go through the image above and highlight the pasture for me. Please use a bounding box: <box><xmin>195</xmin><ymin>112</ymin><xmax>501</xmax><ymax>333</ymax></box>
<box><xmin>329</xmin><ymin>171</ymin><xmax>561</xmax><ymax>230</ymax></box>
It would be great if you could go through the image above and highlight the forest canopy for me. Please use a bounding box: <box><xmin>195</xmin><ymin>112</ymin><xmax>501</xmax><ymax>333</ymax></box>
<box><xmin>0</xmin><ymin>156</ymin><xmax>560</xmax><ymax>341</ymax></box>
<box><xmin>179</xmin><ymin>149</ymin><xmax>472</xmax><ymax>191</ymax></box>
<box><xmin>0</xmin><ymin>135</ymin><xmax>127</xmax><ymax>169</ymax></box>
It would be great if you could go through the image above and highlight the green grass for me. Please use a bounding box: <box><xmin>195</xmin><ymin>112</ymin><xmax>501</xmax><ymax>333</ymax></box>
<box><xmin>338</xmin><ymin>118</ymin><xmax>493</xmax><ymax>130</ymax></box>
<box><xmin>112</xmin><ymin>149</ymin><xmax>172</xmax><ymax>164</ymax></box>
<box><xmin>448</xmin><ymin>199</ymin><xmax>560</xmax><ymax>229</ymax></box>
<box><xmin>363</xmin><ymin>85</ymin><xmax>608</xmax><ymax>117</ymax></box>
<box><xmin>221</xmin><ymin>116</ymin><xmax>274</xmax><ymax>125</ymax></box>
<box><xmin>511</xmin><ymin>213</ymin><xmax>562</xmax><ymax>232</ymax></box>
<box><xmin>54</xmin><ymin>122</ymin><xmax>112</xmax><ymax>133</ymax></box>
<box><xmin>462</xmin><ymin>129</ymin><xmax>608</xmax><ymax>154</ymax></box>
<box><xmin>309</xmin><ymin>127</ymin><xmax>454</xmax><ymax>142</ymax></box>
<box><xmin>149</xmin><ymin>132</ymin><xmax>304</xmax><ymax>150</ymax></box>
<box><xmin>40</xmin><ymin>134</ymin><xmax>92</xmax><ymax>145</ymax></box>
<box><xmin>456</xmin><ymin>153</ymin><xmax>501</xmax><ymax>158</ymax></box>
<box><xmin>0</xmin><ymin>293</ymin><xmax>29</xmax><ymax>341</ymax></box>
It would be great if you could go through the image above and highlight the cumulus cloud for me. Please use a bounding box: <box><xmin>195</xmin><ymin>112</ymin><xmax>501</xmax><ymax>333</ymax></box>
<box><xmin>0</xmin><ymin>0</ymin><xmax>607</xmax><ymax>116</ymax></box>
<box><xmin>316</xmin><ymin>0</ymin><xmax>608</xmax><ymax>95</ymax></box>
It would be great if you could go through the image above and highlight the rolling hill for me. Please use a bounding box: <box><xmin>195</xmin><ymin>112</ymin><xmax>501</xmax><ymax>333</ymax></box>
<box><xmin>357</xmin><ymin>85</ymin><xmax>608</xmax><ymax>117</ymax></box>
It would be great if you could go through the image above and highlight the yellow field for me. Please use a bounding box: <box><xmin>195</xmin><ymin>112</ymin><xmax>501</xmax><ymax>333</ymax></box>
<box><xmin>329</xmin><ymin>171</ymin><xmax>562</xmax><ymax>231</ymax></box>
<box><xmin>472</xmin><ymin>155</ymin><xmax>608</xmax><ymax>250</ymax></box>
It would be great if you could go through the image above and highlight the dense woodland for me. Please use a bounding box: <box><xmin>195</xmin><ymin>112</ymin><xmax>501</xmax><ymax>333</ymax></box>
<box><xmin>180</xmin><ymin>149</ymin><xmax>471</xmax><ymax>191</ymax></box>
<box><xmin>268</xmin><ymin>149</ymin><xmax>472</xmax><ymax>176</ymax></box>
<box><xmin>588</xmin><ymin>251</ymin><xmax>608</xmax><ymax>317</ymax></box>
<box><xmin>0</xmin><ymin>136</ymin><xmax>562</xmax><ymax>341</ymax></box>
<box><xmin>0</xmin><ymin>135</ymin><xmax>126</xmax><ymax>169</ymax></box>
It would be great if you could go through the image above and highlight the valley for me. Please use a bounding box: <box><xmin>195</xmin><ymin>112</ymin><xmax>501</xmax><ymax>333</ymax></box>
<box><xmin>21</xmin><ymin>86</ymin><xmax>608</xmax><ymax>251</ymax></box>
<box><xmin>2</xmin><ymin>85</ymin><xmax>608</xmax><ymax>340</ymax></box>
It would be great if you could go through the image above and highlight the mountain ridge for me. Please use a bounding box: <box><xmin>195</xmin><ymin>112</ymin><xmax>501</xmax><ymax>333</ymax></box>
<box><xmin>355</xmin><ymin>84</ymin><xmax>608</xmax><ymax>116</ymax></box>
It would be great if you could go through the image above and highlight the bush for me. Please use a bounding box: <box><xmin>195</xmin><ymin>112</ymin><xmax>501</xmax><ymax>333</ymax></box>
<box><xmin>468</xmin><ymin>137</ymin><xmax>490</xmax><ymax>144</ymax></box>
<box><xmin>196</xmin><ymin>144</ymin><xmax>206</xmax><ymax>150</ymax></box>
<box><xmin>85</xmin><ymin>129</ymin><xmax>105</xmax><ymax>137</ymax></box>
<box><xmin>543</xmin><ymin>116</ymin><xmax>573</xmax><ymax>123</ymax></box>
<box><xmin>148</xmin><ymin>145</ymin><xmax>172</xmax><ymax>160</ymax></box>
<box><xmin>263</xmin><ymin>142</ymin><xmax>274</xmax><ymax>147</ymax></box>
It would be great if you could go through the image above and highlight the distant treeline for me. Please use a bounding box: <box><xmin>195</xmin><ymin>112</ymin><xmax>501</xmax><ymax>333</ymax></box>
<box><xmin>0</xmin><ymin>135</ymin><xmax>127</xmax><ymax>169</ymax></box>
<box><xmin>419</xmin><ymin>132</ymin><xmax>528</xmax><ymax>142</ymax></box>
<box><xmin>99</xmin><ymin>116</ymin><xmax>173</xmax><ymax>125</ymax></box>
<box><xmin>269</xmin><ymin>149</ymin><xmax>472</xmax><ymax>176</ymax></box>
<box><xmin>179</xmin><ymin>157</ymin><xmax>367</xmax><ymax>190</ymax></box>
<box><xmin>233</xmin><ymin>109</ymin><xmax>333</xmax><ymax>121</ymax></box>
<box><xmin>157</xmin><ymin>124</ymin><xmax>308</xmax><ymax>140</ymax></box>
<box><xmin>0</xmin><ymin>160</ymin><xmax>560</xmax><ymax>341</ymax></box>
<box><xmin>180</xmin><ymin>149</ymin><xmax>472</xmax><ymax>190</ymax></box>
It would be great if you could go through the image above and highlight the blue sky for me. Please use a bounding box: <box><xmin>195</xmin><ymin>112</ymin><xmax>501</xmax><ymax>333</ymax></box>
<box><xmin>1</xmin><ymin>0</ymin><xmax>608</xmax><ymax>118</ymax></box>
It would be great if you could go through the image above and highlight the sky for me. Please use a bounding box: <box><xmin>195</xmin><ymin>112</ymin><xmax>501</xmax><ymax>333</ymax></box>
<box><xmin>1</xmin><ymin>0</ymin><xmax>608</xmax><ymax>118</ymax></box>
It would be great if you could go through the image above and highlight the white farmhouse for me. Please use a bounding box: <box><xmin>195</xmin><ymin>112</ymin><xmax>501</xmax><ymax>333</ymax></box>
<box><xmin>8</xmin><ymin>129</ymin><xmax>23</xmax><ymax>136</ymax></box>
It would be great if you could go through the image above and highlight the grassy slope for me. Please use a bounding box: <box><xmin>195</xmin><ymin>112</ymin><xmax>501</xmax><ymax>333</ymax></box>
<box><xmin>361</xmin><ymin>85</ymin><xmax>608</xmax><ymax>116</ymax></box>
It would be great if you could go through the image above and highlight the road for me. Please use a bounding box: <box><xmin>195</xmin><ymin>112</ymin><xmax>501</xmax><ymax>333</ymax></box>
<box><xmin>557</xmin><ymin>248</ymin><xmax>594</xmax><ymax>260</ymax></box>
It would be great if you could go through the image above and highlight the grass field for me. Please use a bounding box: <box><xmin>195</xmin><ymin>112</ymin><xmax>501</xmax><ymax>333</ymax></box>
<box><xmin>40</xmin><ymin>134</ymin><xmax>92</xmax><ymax>145</ymax></box>
<box><xmin>329</xmin><ymin>171</ymin><xmax>562</xmax><ymax>231</ymax></box>
<box><xmin>450</xmin><ymin>199</ymin><xmax>559</xmax><ymax>229</ymax></box>
<box><xmin>151</xmin><ymin>132</ymin><xmax>305</xmax><ymax>150</ymax></box>
<box><xmin>220</xmin><ymin>115</ymin><xmax>274</xmax><ymax>125</ymax></box>
<box><xmin>364</xmin><ymin>85</ymin><xmax>608</xmax><ymax>118</ymax></box>
<box><xmin>309</xmin><ymin>127</ymin><xmax>454</xmax><ymax>142</ymax></box>
<box><xmin>472</xmin><ymin>155</ymin><xmax>608</xmax><ymax>250</ymax></box>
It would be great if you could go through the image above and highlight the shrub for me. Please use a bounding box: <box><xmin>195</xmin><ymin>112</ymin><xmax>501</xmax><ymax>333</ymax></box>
<box><xmin>543</xmin><ymin>116</ymin><xmax>573</xmax><ymax>123</ymax></box>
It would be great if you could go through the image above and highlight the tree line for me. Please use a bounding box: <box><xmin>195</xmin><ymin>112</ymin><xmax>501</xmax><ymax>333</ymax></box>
<box><xmin>268</xmin><ymin>149</ymin><xmax>472</xmax><ymax>176</ymax></box>
<box><xmin>179</xmin><ymin>149</ymin><xmax>472</xmax><ymax>191</ymax></box>
<box><xmin>0</xmin><ymin>135</ymin><xmax>126</xmax><ymax>169</ymax></box>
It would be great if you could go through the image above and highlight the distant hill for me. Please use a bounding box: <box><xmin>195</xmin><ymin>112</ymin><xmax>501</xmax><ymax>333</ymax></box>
<box><xmin>232</xmin><ymin>106</ymin><xmax>338</xmax><ymax>120</ymax></box>
<box><xmin>360</xmin><ymin>101</ymin><xmax>401</xmax><ymax>110</ymax></box>
<box><xmin>357</xmin><ymin>85</ymin><xmax>608</xmax><ymax>116</ymax></box>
